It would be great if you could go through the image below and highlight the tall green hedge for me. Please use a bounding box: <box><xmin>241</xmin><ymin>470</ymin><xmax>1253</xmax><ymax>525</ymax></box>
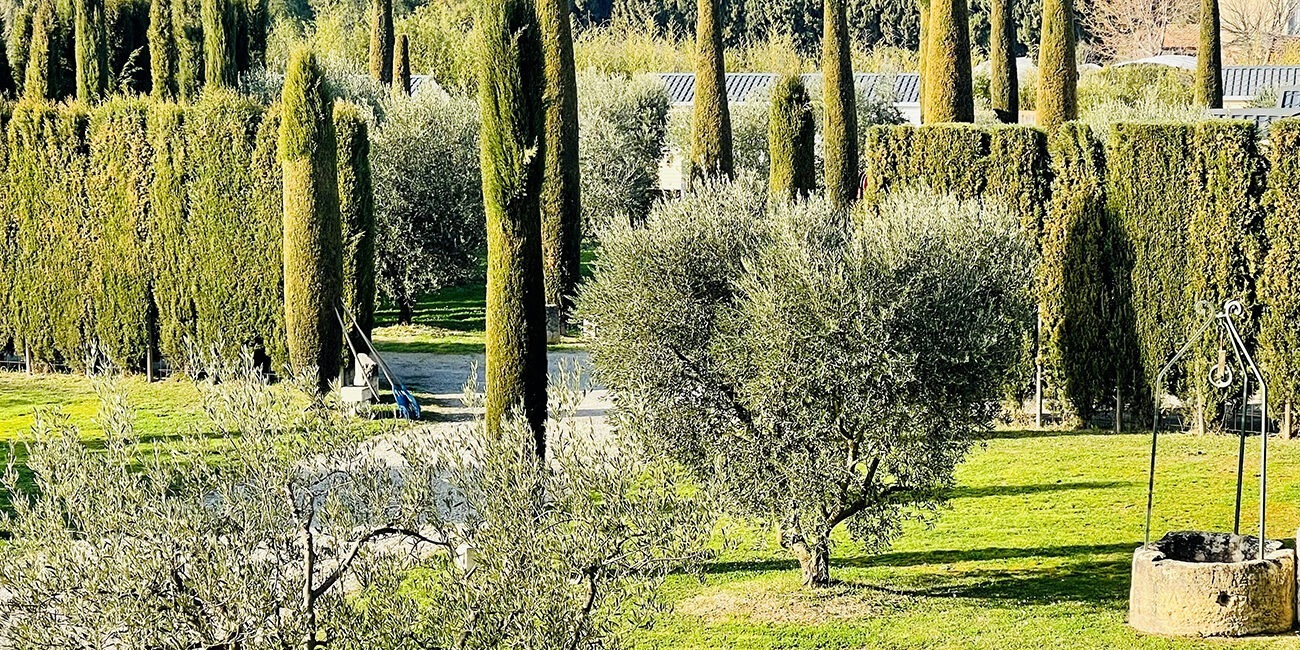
<box><xmin>1039</xmin><ymin>123</ymin><xmax>1118</xmax><ymax>421</ymax></box>
<box><xmin>335</xmin><ymin>102</ymin><xmax>375</xmax><ymax>338</ymax></box>
<box><xmin>767</xmin><ymin>73</ymin><xmax>816</xmax><ymax>202</ymax></box>
<box><xmin>281</xmin><ymin>48</ymin><xmax>342</xmax><ymax>392</ymax></box>
<box><xmin>1260</xmin><ymin>119</ymin><xmax>1300</xmax><ymax>432</ymax></box>
<box><xmin>823</xmin><ymin>0</ymin><xmax>858</xmax><ymax>207</ymax></box>
<box><xmin>690</xmin><ymin>0</ymin><xmax>733</xmax><ymax>182</ymax></box>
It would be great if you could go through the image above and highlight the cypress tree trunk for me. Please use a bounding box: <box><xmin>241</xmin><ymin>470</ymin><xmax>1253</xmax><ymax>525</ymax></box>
<box><xmin>478</xmin><ymin>0</ymin><xmax>548</xmax><ymax>452</ymax></box>
<box><xmin>369</xmin><ymin>0</ymin><xmax>393</xmax><ymax>85</ymax></box>
<box><xmin>538</xmin><ymin>0</ymin><xmax>582</xmax><ymax>315</ymax></box>
<box><xmin>768</xmin><ymin>74</ymin><xmax>816</xmax><ymax>202</ymax></box>
<box><xmin>989</xmin><ymin>0</ymin><xmax>1017</xmax><ymax>123</ymax></box>
<box><xmin>148</xmin><ymin>0</ymin><xmax>178</xmax><ymax>98</ymax></box>
<box><xmin>690</xmin><ymin>0</ymin><xmax>733</xmax><ymax>182</ymax></box>
<box><xmin>393</xmin><ymin>33</ymin><xmax>410</xmax><ymax>96</ymax></box>
<box><xmin>923</xmin><ymin>0</ymin><xmax>974</xmax><ymax>123</ymax></box>
<box><xmin>74</xmin><ymin>0</ymin><xmax>108</xmax><ymax>102</ymax></box>
<box><xmin>202</xmin><ymin>0</ymin><xmax>235</xmax><ymax>88</ymax></box>
<box><xmin>24</xmin><ymin>0</ymin><xmax>56</xmax><ymax>101</ymax></box>
<box><xmin>334</xmin><ymin>103</ymin><xmax>376</xmax><ymax>341</ymax></box>
<box><xmin>1037</xmin><ymin>0</ymin><xmax>1077</xmax><ymax>130</ymax></box>
<box><xmin>1196</xmin><ymin>0</ymin><xmax>1222</xmax><ymax>108</ymax></box>
<box><xmin>280</xmin><ymin>47</ymin><xmax>344</xmax><ymax>394</ymax></box>
<box><xmin>823</xmin><ymin>0</ymin><xmax>859</xmax><ymax>208</ymax></box>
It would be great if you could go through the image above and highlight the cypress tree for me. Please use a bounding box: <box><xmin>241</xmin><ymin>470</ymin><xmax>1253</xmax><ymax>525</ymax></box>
<box><xmin>1196</xmin><ymin>0</ymin><xmax>1223</xmax><ymax>108</ymax></box>
<box><xmin>923</xmin><ymin>0</ymin><xmax>974</xmax><ymax>123</ymax></box>
<box><xmin>478</xmin><ymin>0</ymin><xmax>548</xmax><ymax>450</ymax></box>
<box><xmin>538</xmin><ymin>0</ymin><xmax>582</xmax><ymax>314</ymax></box>
<box><xmin>768</xmin><ymin>73</ymin><xmax>816</xmax><ymax>202</ymax></box>
<box><xmin>202</xmin><ymin>0</ymin><xmax>236</xmax><ymax>89</ymax></box>
<box><xmin>1037</xmin><ymin>0</ymin><xmax>1077</xmax><ymax>130</ymax></box>
<box><xmin>368</xmin><ymin>0</ymin><xmax>393</xmax><ymax>85</ymax></box>
<box><xmin>24</xmin><ymin>0</ymin><xmax>56</xmax><ymax>101</ymax></box>
<box><xmin>149</xmin><ymin>0</ymin><xmax>178</xmax><ymax>99</ymax></box>
<box><xmin>174</xmin><ymin>0</ymin><xmax>203</xmax><ymax>98</ymax></box>
<box><xmin>690</xmin><ymin>0</ymin><xmax>733</xmax><ymax>182</ymax></box>
<box><xmin>823</xmin><ymin>0</ymin><xmax>859</xmax><ymax>207</ymax></box>
<box><xmin>393</xmin><ymin>32</ymin><xmax>410</xmax><ymax>96</ymax></box>
<box><xmin>990</xmin><ymin>0</ymin><xmax>1017</xmax><ymax>123</ymax></box>
<box><xmin>917</xmin><ymin>0</ymin><xmax>928</xmax><ymax>121</ymax></box>
<box><xmin>334</xmin><ymin>102</ymin><xmax>376</xmax><ymax>339</ymax></box>
<box><xmin>280</xmin><ymin>47</ymin><xmax>343</xmax><ymax>393</ymax></box>
<box><xmin>74</xmin><ymin>0</ymin><xmax>108</xmax><ymax>101</ymax></box>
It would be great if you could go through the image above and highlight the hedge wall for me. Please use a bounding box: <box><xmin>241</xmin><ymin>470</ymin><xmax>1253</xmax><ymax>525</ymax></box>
<box><xmin>1260</xmin><ymin>119</ymin><xmax>1300</xmax><ymax>426</ymax></box>
<box><xmin>0</xmin><ymin>93</ymin><xmax>371</xmax><ymax>376</ymax></box>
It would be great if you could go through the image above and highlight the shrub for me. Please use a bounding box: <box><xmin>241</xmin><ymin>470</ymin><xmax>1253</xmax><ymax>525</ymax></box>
<box><xmin>690</xmin><ymin>0</ymin><xmax>733</xmax><ymax>182</ymax></box>
<box><xmin>579</xmin><ymin>180</ymin><xmax>1034</xmax><ymax>587</ymax></box>
<box><xmin>370</xmin><ymin>93</ymin><xmax>483</xmax><ymax>324</ymax></box>
<box><xmin>1260</xmin><ymin>119</ymin><xmax>1300</xmax><ymax>434</ymax></box>
<box><xmin>1076</xmin><ymin>65</ymin><xmax>1195</xmax><ymax>113</ymax></box>
<box><xmin>767</xmin><ymin>73</ymin><xmax>816</xmax><ymax>201</ymax></box>
<box><xmin>538</xmin><ymin>0</ymin><xmax>582</xmax><ymax>312</ymax></box>
<box><xmin>823</xmin><ymin>0</ymin><xmax>858</xmax><ymax>206</ymax></box>
<box><xmin>577</xmin><ymin>72</ymin><xmax>669</xmax><ymax>232</ymax></box>
<box><xmin>477</xmin><ymin>0</ymin><xmax>548</xmax><ymax>442</ymax></box>
<box><xmin>281</xmin><ymin>47</ymin><xmax>343</xmax><ymax>392</ymax></box>
<box><xmin>1036</xmin><ymin>0</ymin><xmax>1076</xmax><ymax>129</ymax></box>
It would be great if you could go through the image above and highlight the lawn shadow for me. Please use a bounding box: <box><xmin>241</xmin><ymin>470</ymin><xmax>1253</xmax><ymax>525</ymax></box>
<box><xmin>949</xmin><ymin>480</ymin><xmax>1132</xmax><ymax>499</ymax></box>
<box><xmin>982</xmin><ymin>428</ymin><xmax>1138</xmax><ymax>441</ymax></box>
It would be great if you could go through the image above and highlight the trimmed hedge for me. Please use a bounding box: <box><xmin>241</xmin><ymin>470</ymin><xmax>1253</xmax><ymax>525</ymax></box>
<box><xmin>0</xmin><ymin>93</ymin><xmax>371</xmax><ymax>377</ymax></box>
<box><xmin>1259</xmin><ymin>120</ymin><xmax>1300</xmax><ymax>428</ymax></box>
<box><xmin>1039</xmin><ymin>123</ymin><xmax>1118</xmax><ymax>421</ymax></box>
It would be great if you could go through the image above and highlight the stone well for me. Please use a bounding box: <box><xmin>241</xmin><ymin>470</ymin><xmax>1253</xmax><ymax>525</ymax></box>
<box><xmin>1129</xmin><ymin>531</ymin><xmax>1296</xmax><ymax>637</ymax></box>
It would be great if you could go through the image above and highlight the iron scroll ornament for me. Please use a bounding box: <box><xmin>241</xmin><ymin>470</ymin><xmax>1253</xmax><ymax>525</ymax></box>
<box><xmin>1143</xmin><ymin>300</ymin><xmax>1269</xmax><ymax>560</ymax></box>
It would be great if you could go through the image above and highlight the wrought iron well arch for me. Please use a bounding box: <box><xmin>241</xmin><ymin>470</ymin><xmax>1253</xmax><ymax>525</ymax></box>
<box><xmin>1144</xmin><ymin>299</ymin><xmax>1269</xmax><ymax>558</ymax></box>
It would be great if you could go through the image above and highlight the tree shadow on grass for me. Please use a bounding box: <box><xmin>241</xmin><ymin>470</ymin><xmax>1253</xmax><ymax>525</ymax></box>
<box><xmin>982</xmin><ymin>428</ymin><xmax>1138</xmax><ymax>441</ymax></box>
<box><xmin>949</xmin><ymin>480</ymin><xmax>1132</xmax><ymax>499</ymax></box>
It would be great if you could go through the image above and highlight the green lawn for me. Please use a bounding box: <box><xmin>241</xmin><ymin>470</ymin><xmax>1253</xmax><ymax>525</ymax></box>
<box><xmin>0</xmin><ymin>371</ymin><xmax>205</xmax><ymax>440</ymax></box>
<box><xmin>635</xmin><ymin>429</ymin><xmax>1300</xmax><ymax>649</ymax></box>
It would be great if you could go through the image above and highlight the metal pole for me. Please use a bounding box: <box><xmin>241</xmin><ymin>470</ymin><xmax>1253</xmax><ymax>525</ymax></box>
<box><xmin>1260</xmin><ymin>384</ymin><xmax>1267</xmax><ymax>560</ymax></box>
<box><xmin>1146</xmin><ymin>382</ymin><xmax>1160</xmax><ymax>547</ymax></box>
<box><xmin>1233</xmin><ymin>377</ymin><xmax>1246</xmax><ymax>535</ymax></box>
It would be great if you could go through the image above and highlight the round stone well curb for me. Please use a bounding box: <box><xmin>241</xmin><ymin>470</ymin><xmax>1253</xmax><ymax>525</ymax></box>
<box><xmin>1129</xmin><ymin>531</ymin><xmax>1296</xmax><ymax>637</ymax></box>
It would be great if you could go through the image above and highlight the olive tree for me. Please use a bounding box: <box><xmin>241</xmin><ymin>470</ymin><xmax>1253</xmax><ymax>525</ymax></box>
<box><xmin>580</xmin><ymin>181</ymin><xmax>1035</xmax><ymax>587</ymax></box>
<box><xmin>0</xmin><ymin>368</ymin><xmax>711</xmax><ymax>649</ymax></box>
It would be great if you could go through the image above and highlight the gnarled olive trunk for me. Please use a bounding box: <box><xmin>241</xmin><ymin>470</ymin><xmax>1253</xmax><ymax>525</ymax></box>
<box><xmin>782</xmin><ymin>529</ymin><xmax>831</xmax><ymax>588</ymax></box>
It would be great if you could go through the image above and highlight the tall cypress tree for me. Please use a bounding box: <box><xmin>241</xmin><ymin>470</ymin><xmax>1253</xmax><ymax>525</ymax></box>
<box><xmin>690</xmin><ymin>0</ymin><xmax>732</xmax><ymax>182</ymax></box>
<box><xmin>923</xmin><ymin>0</ymin><xmax>974</xmax><ymax>123</ymax></box>
<box><xmin>24</xmin><ymin>0</ymin><xmax>56</xmax><ymax>101</ymax></box>
<box><xmin>280</xmin><ymin>46</ymin><xmax>343</xmax><ymax>393</ymax></box>
<box><xmin>1196</xmin><ymin>0</ymin><xmax>1222</xmax><ymax>108</ymax></box>
<box><xmin>1037</xmin><ymin>0</ymin><xmax>1077</xmax><ymax>130</ymax></box>
<box><xmin>202</xmin><ymin>0</ymin><xmax>236</xmax><ymax>88</ymax></box>
<box><xmin>538</xmin><ymin>0</ymin><xmax>581</xmax><ymax>314</ymax></box>
<box><xmin>174</xmin><ymin>0</ymin><xmax>203</xmax><ymax>98</ymax></box>
<box><xmin>768</xmin><ymin>73</ymin><xmax>816</xmax><ymax>203</ymax></box>
<box><xmin>335</xmin><ymin>102</ymin><xmax>376</xmax><ymax>340</ymax></box>
<box><xmin>369</xmin><ymin>0</ymin><xmax>393</xmax><ymax>85</ymax></box>
<box><xmin>74</xmin><ymin>0</ymin><xmax>108</xmax><ymax>101</ymax></box>
<box><xmin>393</xmin><ymin>33</ymin><xmax>410</xmax><ymax>96</ymax></box>
<box><xmin>148</xmin><ymin>0</ymin><xmax>178</xmax><ymax>98</ymax></box>
<box><xmin>990</xmin><ymin>0</ymin><xmax>1017</xmax><ymax>123</ymax></box>
<box><xmin>478</xmin><ymin>0</ymin><xmax>548</xmax><ymax>451</ymax></box>
<box><xmin>823</xmin><ymin>0</ymin><xmax>858</xmax><ymax>207</ymax></box>
<box><xmin>918</xmin><ymin>0</ymin><xmax>928</xmax><ymax>122</ymax></box>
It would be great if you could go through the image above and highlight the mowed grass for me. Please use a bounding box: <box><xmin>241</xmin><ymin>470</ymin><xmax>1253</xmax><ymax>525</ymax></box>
<box><xmin>0</xmin><ymin>370</ymin><xmax>205</xmax><ymax>440</ymax></box>
<box><xmin>635</xmin><ymin>429</ymin><xmax>1300</xmax><ymax>649</ymax></box>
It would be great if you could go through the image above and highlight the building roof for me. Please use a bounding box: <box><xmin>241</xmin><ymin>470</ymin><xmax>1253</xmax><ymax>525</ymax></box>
<box><xmin>1223</xmin><ymin>66</ymin><xmax>1300</xmax><ymax>100</ymax></box>
<box><xmin>656</xmin><ymin>72</ymin><xmax>921</xmax><ymax>106</ymax></box>
<box><xmin>1208</xmin><ymin>107</ymin><xmax>1300</xmax><ymax>132</ymax></box>
<box><xmin>1281</xmin><ymin>86</ymin><xmax>1300</xmax><ymax>108</ymax></box>
<box><xmin>408</xmin><ymin>75</ymin><xmax>449</xmax><ymax>99</ymax></box>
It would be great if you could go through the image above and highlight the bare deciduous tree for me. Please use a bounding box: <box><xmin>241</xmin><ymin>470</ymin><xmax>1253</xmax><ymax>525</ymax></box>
<box><xmin>1081</xmin><ymin>0</ymin><xmax>1197</xmax><ymax>61</ymax></box>
<box><xmin>1221</xmin><ymin>0</ymin><xmax>1300</xmax><ymax>62</ymax></box>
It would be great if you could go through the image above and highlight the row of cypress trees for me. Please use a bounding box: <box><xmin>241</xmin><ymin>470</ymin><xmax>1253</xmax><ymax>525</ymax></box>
<box><xmin>16</xmin><ymin>0</ymin><xmax>266</xmax><ymax>102</ymax></box>
<box><xmin>368</xmin><ymin>0</ymin><xmax>413</xmax><ymax>96</ymax></box>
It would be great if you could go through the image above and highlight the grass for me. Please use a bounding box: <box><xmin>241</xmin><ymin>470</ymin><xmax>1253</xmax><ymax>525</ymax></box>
<box><xmin>635</xmin><ymin>429</ymin><xmax>1300</xmax><ymax>649</ymax></box>
<box><xmin>372</xmin><ymin>248</ymin><xmax>596</xmax><ymax>355</ymax></box>
<box><xmin>0</xmin><ymin>370</ymin><xmax>205</xmax><ymax>441</ymax></box>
